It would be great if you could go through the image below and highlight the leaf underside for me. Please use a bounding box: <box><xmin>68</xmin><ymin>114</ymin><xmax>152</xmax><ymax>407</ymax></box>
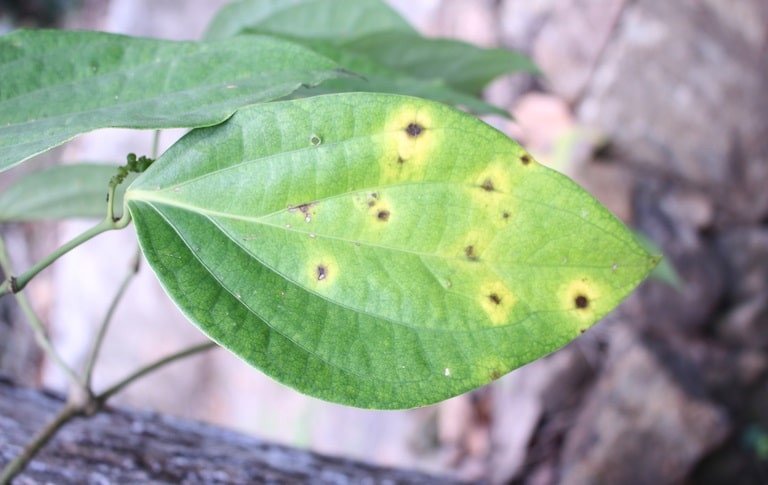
<box><xmin>0</xmin><ymin>29</ymin><xmax>344</xmax><ymax>173</ymax></box>
<box><xmin>127</xmin><ymin>93</ymin><xmax>656</xmax><ymax>409</ymax></box>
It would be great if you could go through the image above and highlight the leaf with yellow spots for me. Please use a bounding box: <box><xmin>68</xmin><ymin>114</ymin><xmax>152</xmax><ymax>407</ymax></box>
<box><xmin>126</xmin><ymin>93</ymin><xmax>658</xmax><ymax>409</ymax></box>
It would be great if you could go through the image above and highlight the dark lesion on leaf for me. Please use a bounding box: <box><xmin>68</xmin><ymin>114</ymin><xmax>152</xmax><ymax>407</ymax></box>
<box><xmin>502</xmin><ymin>211</ymin><xmax>511</xmax><ymax>220</ymax></box>
<box><xmin>316</xmin><ymin>265</ymin><xmax>327</xmax><ymax>281</ymax></box>
<box><xmin>405</xmin><ymin>122</ymin><xmax>424</xmax><ymax>138</ymax></box>
<box><xmin>377</xmin><ymin>210</ymin><xmax>390</xmax><ymax>221</ymax></box>
<box><xmin>574</xmin><ymin>294</ymin><xmax>589</xmax><ymax>309</ymax></box>
<box><xmin>464</xmin><ymin>245</ymin><xmax>479</xmax><ymax>261</ymax></box>
<box><xmin>520</xmin><ymin>154</ymin><xmax>532</xmax><ymax>165</ymax></box>
<box><xmin>480</xmin><ymin>178</ymin><xmax>495</xmax><ymax>192</ymax></box>
<box><xmin>490</xmin><ymin>369</ymin><xmax>502</xmax><ymax>380</ymax></box>
<box><xmin>488</xmin><ymin>293</ymin><xmax>502</xmax><ymax>305</ymax></box>
<box><xmin>397</xmin><ymin>155</ymin><xmax>406</xmax><ymax>165</ymax></box>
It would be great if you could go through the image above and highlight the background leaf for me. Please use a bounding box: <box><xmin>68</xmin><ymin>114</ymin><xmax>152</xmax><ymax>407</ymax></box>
<box><xmin>126</xmin><ymin>93</ymin><xmax>656</xmax><ymax>409</ymax></box>
<box><xmin>286</xmin><ymin>40</ymin><xmax>511</xmax><ymax>116</ymax></box>
<box><xmin>205</xmin><ymin>0</ymin><xmax>415</xmax><ymax>41</ymax></box>
<box><xmin>0</xmin><ymin>29</ymin><xmax>345</xmax><ymax>173</ymax></box>
<box><xmin>334</xmin><ymin>31</ymin><xmax>537</xmax><ymax>96</ymax></box>
<box><xmin>207</xmin><ymin>0</ymin><xmax>535</xmax><ymax>114</ymax></box>
<box><xmin>0</xmin><ymin>163</ymin><xmax>128</xmax><ymax>221</ymax></box>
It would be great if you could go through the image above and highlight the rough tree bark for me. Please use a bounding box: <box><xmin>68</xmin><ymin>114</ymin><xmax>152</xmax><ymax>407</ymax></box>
<box><xmin>0</xmin><ymin>377</ymin><xmax>457</xmax><ymax>484</ymax></box>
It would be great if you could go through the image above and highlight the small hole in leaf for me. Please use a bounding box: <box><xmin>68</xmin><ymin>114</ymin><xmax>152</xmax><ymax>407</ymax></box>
<box><xmin>465</xmin><ymin>245</ymin><xmax>478</xmax><ymax>261</ymax></box>
<box><xmin>488</xmin><ymin>293</ymin><xmax>502</xmax><ymax>305</ymax></box>
<box><xmin>377</xmin><ymin>210</ymin><xmax>390</xmax><ymax>221</ymax></box>
<box><xmin>310</xmin><ymin>134</ymin><xmax>322</xmax><ymax>146</ymax></box>
<box><xmin>575</xmin><ymin>294</ymin><xmax>589</xmax><ymax>309</ymax></box>
<box><xmin>406</xmin><ymin>122</ymin><xmax>423</xmax><ymax>137</ymax></box>
<box><xmin>316</xmin><ymin>265</ymin><xmax>327</xmax><ymax>281</ymax></box>
<box><xmin>481</xmin><ymin>179</ymin><xmax>495</xmax><ymax>192</ymax></box>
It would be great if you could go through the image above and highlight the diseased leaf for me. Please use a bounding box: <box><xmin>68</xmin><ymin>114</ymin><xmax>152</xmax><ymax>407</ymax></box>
<box><xmin>126</xmin><ymin>93</ymin><xmax>657</xmax><ymax>409</ymax></box>
<box><xmin>0</xmin><ymin>29</ymin><xmax>345</xmax><ymax>172</ymax></box>
<box><xmin>205</xmin><ymin>0</ymin><xmax>414</xmax><ymax>41</ymax></box>
<box><xmin>0</xmin><ymin>164</ymin><xmax>129</xmax><ymax>221</ymax></box>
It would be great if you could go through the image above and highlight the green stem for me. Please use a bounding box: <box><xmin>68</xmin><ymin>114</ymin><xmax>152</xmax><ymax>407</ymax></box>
<box><xmin>0</xmin><ymin>238</ymin><xmax>83</xmax><ymax>390</ymax></box>
<box><xmin>96</xmin><ymin>342</ymin><xmax>217</xmax><ymax>403</ymax></box>
<box><xmin>1</xmin><ymin>212</ymin><xmax>131</xmax><ymax>298</ymax></box>
<box><xmin>83</xmin><ymin>250</ymin><xmax>141</xmax><ymax>389</ymax></box>
<box><xmin>0</xmin><ymin>403</ymin><xmax>80</xmax><ymax>485</ymax></box>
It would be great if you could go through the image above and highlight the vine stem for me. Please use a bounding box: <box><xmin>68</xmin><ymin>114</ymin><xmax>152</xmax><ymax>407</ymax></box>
<box><xmin>0</xmin><ymin>238</ymin><xmax>83</xmax><ymax>390</ymax></box>
<box><xmin>0</xmin><ymin>214</ymin><xmax>131</xmax><ymax>298</ymax></box>
<box><xmin>1</xmin><ymin>175</ymin><xmax>132</xmax><ymax>299</ymax></box>
<box><xmin>95</xmin><ymin>341</ymin><xmax>217</xmax><ymax>403</ymax></box>
<box><xmin>0</xmin><ymin>403</ymin><xmax>80</xmax><ymax>484</ymax></box>
<box><xmin>82</xmin><ymin>249</ymin><xmax>141</xmax><ymax>389</ymax></box>
<box><xmin>0</xmin><ymin>341</ymin><xmax>217</xmax><ymax>484</ymax></box>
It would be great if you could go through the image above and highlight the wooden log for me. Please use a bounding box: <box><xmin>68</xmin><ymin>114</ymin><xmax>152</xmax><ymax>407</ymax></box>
<box><xmin>0</xmin><ymin>377</ymin><xmax>457</xmax><ymax>484</ymax></box>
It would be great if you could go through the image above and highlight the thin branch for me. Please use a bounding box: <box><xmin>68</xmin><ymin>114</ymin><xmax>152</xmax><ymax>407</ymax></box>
<box><xmin>96</xmin><ymin>342</ymin><xmax>217</xmax><ymax>403</ymax></box>
<box><xmin>0</xmin><ymin>403</ymin><xmax>80</xmax><ymax>484</ymax></box>
<box><xmin>83</xmin><ymin>249</ymin><xmax>142</xmax><ymax>389</ymax></box>
<box><xmin>0</xmin><ymin>212</ymin><xmax>132</xmax><ymax>298</ymax></box>
<box><xmin>0</xmin><ymin>238</ymin><xmax>83</xmax><ymax>390</ymax></box>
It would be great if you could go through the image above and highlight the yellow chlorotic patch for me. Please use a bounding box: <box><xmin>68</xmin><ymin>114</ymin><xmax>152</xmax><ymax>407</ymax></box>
<box><xmin>560</xmin><ymin>277</ymin><xmax>603</xmax><ymax>325</ymax></box>
<box><xmin>471</xmin><ymin>158</ymin><xmax>515</xmax><ymax>196</ymax></box>
<box><xmin>473</xmin><ymin>355</ymin><xmax>508</xmax><ymax>382</ymax></box>
<box><xmin>448</xmin><ymin>229</ymin><xmax>494</xmax><ymax>263</ymax></box>
<box><xmin>479</xmin><ymin>280</ymin><xmax>516</xmax><ymax>326</ymax></box>
<box><xmin>306</xmin><ymin>253</ymin><xmax>339</xmax><ymax>290</ymax></box>
<box><xmin>378</xmin><ymin>105</ymin><xmax>440</xmax><ymax>183</ymax></box>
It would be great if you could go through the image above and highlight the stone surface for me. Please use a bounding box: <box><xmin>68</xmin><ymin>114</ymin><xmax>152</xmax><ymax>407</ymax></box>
<box><xmin>577</xmin><ymin>0</ymin><xmax>768</xmax><ymax>200</ymax></box>
<box><xmin>559</xmin><ymin>328</ymin><xmax>730</xmax><ymax>485</ymax></box>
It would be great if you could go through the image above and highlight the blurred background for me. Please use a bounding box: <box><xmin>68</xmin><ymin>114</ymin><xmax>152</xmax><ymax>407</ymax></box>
<box><xmin>1</xmin><ymin>0</ymin><xmax>767</xmax><ymax>483</ymax></box>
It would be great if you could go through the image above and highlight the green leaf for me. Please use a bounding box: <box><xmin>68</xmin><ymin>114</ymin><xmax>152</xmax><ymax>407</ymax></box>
<box><xmin>287</xmin><ymin>40</ymin><xmax>510</xmax><ymax>116</ymax></box>
<box><xmin>205</xmin><ymin>0</ymin><xmax>415</xmax><ymax>41</ymax></box>
<box><xmin>126</xmin><ymin>93</ymin><xmax>657</xmax><ymax>409</ymax></box>
<box><xmin>633</xmin><ymin>231</ymin><xmax>682</xmax><ymax>289</ymax></box>
<box><xmin>0</xmin><ymin>29</ymin><xmax>345</xmax><ymax>173</ymax></box>
<box><xmin>0</xmin><ymin>163</ymin><xmax>128</xmax><ymax>221</ymax></box>
<box><xmin>336</xmin><ymin>31</ymin><xmax>538</xmax><ymax>96</ymax></box>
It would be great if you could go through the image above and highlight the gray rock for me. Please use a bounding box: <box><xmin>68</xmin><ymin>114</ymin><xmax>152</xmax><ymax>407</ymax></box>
<box><xmin>559</xmin><ymin>327</ymin><xmax>730</xmax><ymax>485</ymax></box>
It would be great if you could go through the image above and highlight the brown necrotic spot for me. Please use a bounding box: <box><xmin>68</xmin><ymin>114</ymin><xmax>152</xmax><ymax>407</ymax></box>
<box><xmin>480</xmin><ymin>179</ymin><xmax>495</xmax><ymax>192</ymax></box>
<box><xmin>397</xmin><ymin>155</ymin><xmax>405</xmax><ymax>164</ymax></box>
<box><xmin>465</xmin><ymin>245</ymin><xmax>478</xmax><ymax>261</ymax></box>
<box><xmin>502</xmin><ymin>211</ymin><xmax>510</xmax><ymax>220</ymax></box>
<box><xmin>377</xmin><ymin>210</ymin><xmax>390</xmax><ymax>221</ymax></box>
<box><xmin>574</xmin><ymin>294</ymin><xmax>589</xmax><ymax>309</ymax></box>
<box><xmin>405</xmin><ymin>122</ymin><xmax>423</xmax><ymax>137</ymax></box>
<box><xmin>490</xmin><ymin>369</ymin><xmax>502</xmax><ymax>380</ymax></box>
<box><xmin>520</xmin><ymin>154</ymin><xmax>532</xmax><ymax>165</ymax></box>
<box><xmin>316</xmin><ymin>265</ymin><xmax>327</xmax><ymax>281</ymax></box>
<box><xmin>488</xmin><ymin>293</ymin><xmax>502</xmax><ymax>305</ymax></box>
